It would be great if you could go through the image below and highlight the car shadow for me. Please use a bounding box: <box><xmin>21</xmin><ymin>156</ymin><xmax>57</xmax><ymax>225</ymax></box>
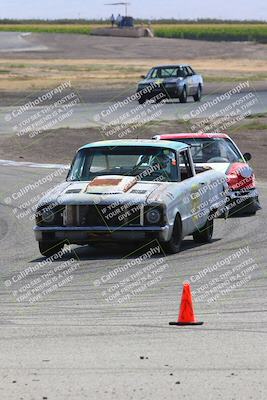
<box><xmin>30</xmin><ymin>238</ymin><xmax>221</xmax><ymax>263</ymax></box>
<box><xmin>227</xmin><ymin>213</ymin><xmax>256</xmax><ymax>218</ymax></box>
<box><xmin>144</xmin><ymin>98</ymin><xmax>195</xmax><ymax>105</ymax></box>
<box><xmin>163</xmin><ymin>99</ymin><xmax>195</xmax><ymax>104</ymax></box>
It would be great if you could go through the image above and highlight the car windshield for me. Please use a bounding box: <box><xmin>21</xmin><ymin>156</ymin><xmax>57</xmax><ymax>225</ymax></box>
<box><xmin>170</xmin><ymin>138</ymin><xmax>242</xmax><ymax>163</ymax></box>
<box><xmin>149</xmin><ymin>67</ymin><xmax>186</xmax><ymax>79</ymax></box>
<box><xmin>67</xmin><ymin>146</ymin><xmax>178</xmax><ymax>182</ymax></box>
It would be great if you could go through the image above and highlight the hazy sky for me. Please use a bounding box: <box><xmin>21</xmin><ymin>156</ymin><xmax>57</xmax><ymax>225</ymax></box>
<box><xmin>1</xmin><ymin>0</ymin><xmax>267</xmax><ymax>20</ymax></box>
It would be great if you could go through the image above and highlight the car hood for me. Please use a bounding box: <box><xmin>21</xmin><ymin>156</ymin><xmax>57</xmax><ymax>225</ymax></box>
<box><xmin>38</xmin><ymin>175</ymin><xmax>174</xmax><ymax>207</ymax></box>
<box><xmin>139</xmin><ymin>77</ymin><xmax>182</xmax><ymax>85</ymax></box>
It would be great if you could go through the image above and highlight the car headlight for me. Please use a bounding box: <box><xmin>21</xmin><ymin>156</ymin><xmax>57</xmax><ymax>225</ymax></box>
<box><xmin>36</xmin><ymin>205</ymin><xmax>64</xmax><ymax>226</ymax></box>
<box><xmin>41</xmin><ymin>208</ymin><xmax>55</xmax><ymax>224</ymax></box>
<box><xmin>146</xmin><ymin>208</ymin><xmax>161</xmax><ymax>224</ymax></box>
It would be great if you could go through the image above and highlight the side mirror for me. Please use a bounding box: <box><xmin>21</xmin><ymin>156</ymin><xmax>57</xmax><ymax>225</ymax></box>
<box><xmin>140</xmin><ymin>75</ymin><xmax>146</xmax><ymax>79</ymax></box>
<box><xmin>243</xmin><ymin>152</ymin><xmax>252</xmax><ymax>161</ymax></box>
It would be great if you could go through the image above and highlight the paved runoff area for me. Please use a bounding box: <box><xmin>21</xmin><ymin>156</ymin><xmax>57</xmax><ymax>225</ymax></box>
<box><xmin>0</xmin><ymin>30</ymin><xmax>266</xmax><ymax>400</ymax></box>
<box><xmin>0</xmin><ymin>166</ymin><xmax>266</xmax><ymax>399</ymax></box>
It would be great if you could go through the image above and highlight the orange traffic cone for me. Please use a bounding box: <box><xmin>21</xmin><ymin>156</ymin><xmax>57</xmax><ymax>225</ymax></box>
<box><xmin>169</xmin><ymin>282</ymin><xmax>203</xmax><ymax>326</ymax></box>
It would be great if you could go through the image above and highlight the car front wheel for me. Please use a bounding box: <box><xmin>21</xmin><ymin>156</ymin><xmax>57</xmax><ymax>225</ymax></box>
<box><xmin>164</xmin><ymin>216</ymin><xmax>182</xmax><ymax>254</ymax></box>
<box><xmin>193</xmin><ymin>85</ymin><xmax>202</xmax><ymax>102</ymax></box>
<box><xmin>193</xmin><ymin>215</ymin><xmax>214</xmax><ymax>243</ymax></box>
<box><xmin>179</xmin><ymin>87</ymin><xmax>187</xmax><ymax>103</ymax></box>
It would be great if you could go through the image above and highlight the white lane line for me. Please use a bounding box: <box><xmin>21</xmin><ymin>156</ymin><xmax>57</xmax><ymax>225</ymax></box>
<box><xmin>0</xmin><ymin>159</ymin><xmax>69</xmax><ymax>169</ymax></box>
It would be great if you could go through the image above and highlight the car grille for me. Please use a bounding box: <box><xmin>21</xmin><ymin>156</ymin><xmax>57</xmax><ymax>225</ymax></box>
<box><xmin>65</xmin><ymin>205</ymin><xmax>142</xmax><ymax>227</ymax></box>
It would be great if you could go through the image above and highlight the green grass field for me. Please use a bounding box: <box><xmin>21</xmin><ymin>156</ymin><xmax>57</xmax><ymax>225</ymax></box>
<box><xmin>153</xmin><ymin>24</ymin><xmax>267</xmax><ymax>42</ymax></box>
<box><xmin>0</xmin><ymin>22</ymin><xmax>266</xmax><ymax>43</ymax></box>
<box><xmin>0</xmin><ymin>24</ymin><xmax>93</xmax><ymax>34</ymax></box>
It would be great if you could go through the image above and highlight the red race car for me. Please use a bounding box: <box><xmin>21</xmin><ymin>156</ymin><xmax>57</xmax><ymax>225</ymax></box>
<box><xmin>153</xmin><ymin>132</ymin><xmax>261</xmax><ymax>215</ymax></box>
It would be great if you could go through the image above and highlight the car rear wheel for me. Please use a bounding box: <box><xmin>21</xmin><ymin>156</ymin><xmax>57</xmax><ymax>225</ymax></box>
<box><xmin>39</xmin><ymin>241</ymin><xmax>64</xmax><ymax>257</ymax></box>
<box><xmin>164</xmin><ymin>216</ymin><xmax>182</xmax><ymax>254</ymax></box>
<box><xmin>193</xmin><ymin>215</ymin><xmax>214</xmax><ymax>243</ymax></box>
<box><xmin>179</xmin><ymin>87</ymin><xmax>187</xmax><ymax>103</ymax></box>
<box><xmin>193</xmin><ymin>85</ymin><xmax>202</xmax><ymax>102</ymax></box>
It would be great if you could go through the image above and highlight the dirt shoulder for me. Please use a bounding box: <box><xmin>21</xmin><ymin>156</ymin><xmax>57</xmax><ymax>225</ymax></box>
<box><xmin>0</xmin><ymin>33</ymin><xmax>266</xmax><ymax>96</ymax></box>
<box><xmin>1</xmin><ymin>33</ymin><xmax>267</xmax><ymax>61</ymax></box>
<box><xmin>0</xmin><ymin>58</ymin><xmax>267</xmax><ymax>93</ymax></box>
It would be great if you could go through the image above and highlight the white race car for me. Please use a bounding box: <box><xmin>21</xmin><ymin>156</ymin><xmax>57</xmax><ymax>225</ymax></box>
<box><xmin>34</xmin><ymin>139</ymin><xmax>228</xmax><ymax>256</ymax></box>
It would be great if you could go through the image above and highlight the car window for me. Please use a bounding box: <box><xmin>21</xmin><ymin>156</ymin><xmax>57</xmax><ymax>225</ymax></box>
<box><xmin>186</xmin><ymin>66</ymin><xmax>195</xmax><ymax>75</ymax></box>
<box><xmin>161</xmin><ymin>68</ymin><xmax>177</xmax><ymax>78</ymax></box>
<box><xmin>169</xmin><ymin>138</ymin><xmax>242</xmax><ymax>163</ymax></box>
<box><xmin>150</xmin><ymin>69</ymin><xmax>160</xmax><ymax>78</ymax></box>
<box><xmin>179</xmin><ymin>150</ymin><xmax>193</xmax><ymax>181</ymax></box>
<box><xmin>177</xmin><ymin>67</ymin><xmax>186</xmax><ymax>78</ymax></box>
<box><xmin>184</xmin><ymin>67</ymin><xmax>192</xmax><ymax>77</ymax></box>
<box><xmin>68</xmin><ymin>146</ymin><xmax>179</xmax><ymax>182</ymax></box>
<box><xmin>150</xmin><ymin>67</ymin><xmax>185</xmax><ymax>79</ymax></box>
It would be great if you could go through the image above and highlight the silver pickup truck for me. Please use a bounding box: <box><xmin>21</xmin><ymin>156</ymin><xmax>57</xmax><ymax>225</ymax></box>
<box><xmin>34</xmin><ymin>139</ymin><xmax>228</xmax><ymax>256</ymax></box>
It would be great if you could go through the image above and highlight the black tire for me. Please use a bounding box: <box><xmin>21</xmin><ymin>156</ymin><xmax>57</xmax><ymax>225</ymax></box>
<box><xmin>179</xmin><ymin>86</ymin><xmax>187</xmax><ymax>103</ymax></box>
<box><xmin>39</xmin><ymin>241</ymin><xmax>64</xmax><ymax>257</ymax></box>
<box><xmin>193</xmin><ymin>216</ymin><xmax>214</xmax><ymax>243</ymax></box>
<box><xmin>193</xmin><ymin>85</ymin><xmax>202</xmax><ymax>102</ymax></box>
<box><xmin>164</xmin><ymin>215</ymin><xmax>182</xmax><ymax>254</ymax></box>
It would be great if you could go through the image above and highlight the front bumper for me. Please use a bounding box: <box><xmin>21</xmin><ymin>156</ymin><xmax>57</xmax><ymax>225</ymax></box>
<box><xmin>34</xmin><ymin>225</ymin><xmax>171</xmax><ymax>244</ymax></box>
<box><xmin>137</xmin><ymin>85</ymin><xmax>181</xmax><ymax>99</ymax></box>
<box><xmin>227</xmin><ymin>188</ymin><xmax>261</xmax><ymax>214</ymax></box>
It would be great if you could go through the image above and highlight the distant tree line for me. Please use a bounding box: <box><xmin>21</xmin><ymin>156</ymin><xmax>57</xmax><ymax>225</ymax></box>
<box><xmin>0</xmin><ymin>18</ymin><xmax>266</xmax><ymax>25</ymax></box>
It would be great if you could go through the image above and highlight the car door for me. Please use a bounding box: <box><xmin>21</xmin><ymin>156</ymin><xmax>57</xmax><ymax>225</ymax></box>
<box><xmin>183</xmin><ymin>66</ymin><xmax>195</xmax><ymax>95</ymax></box>
<box><xmin>187</xmin><ymin>66</ymin><xmax>199</xmax><ymax>94</ymax></box>
<box><xmin>178</xmin><ymin>149</ymin><xmax>208</xmax><ymax>234</ymax></box>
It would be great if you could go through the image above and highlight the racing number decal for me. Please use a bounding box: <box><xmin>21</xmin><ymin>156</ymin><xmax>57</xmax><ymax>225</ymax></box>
<box><xmin>191</xmin><ymin>183</ymin><xmax>201</xmax><ymax>224</ymax></box>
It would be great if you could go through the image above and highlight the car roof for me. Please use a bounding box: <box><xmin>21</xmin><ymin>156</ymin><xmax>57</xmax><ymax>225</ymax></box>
<box><xmin>151</xmin><ymin>64</ymin><xmax>190</xmax><ymax>69</ymax></box>
<box><xmin>155</xmin><ymin>133</ymin><xmax>230</xmax><ymax>140</ymax></box>
<box><xmin>80</xmin><ymin>139</ymin><xmax>188</xmax><ymax>152</ymax></box>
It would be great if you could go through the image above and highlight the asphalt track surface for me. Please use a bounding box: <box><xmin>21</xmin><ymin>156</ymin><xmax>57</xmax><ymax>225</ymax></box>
<box><xmin>0</xmin><ymin>89</ymin><xmax>266</xmax><ymax>135</ymax></box>
<box><xmin>0</xmin><ymin>30</ymin><xmax>266</xmax><ymax>400</ymax></box>
<box><xmin>0</xmin><ymin>165</ymin><xmax>266</xmax><ymax>399</ymax></box>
